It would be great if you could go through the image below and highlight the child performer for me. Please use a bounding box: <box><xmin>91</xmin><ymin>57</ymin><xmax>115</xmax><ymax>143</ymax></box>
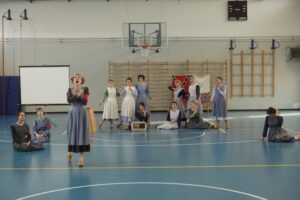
<box><xmin>67</xmin><ymin>74</ymin><xmax>90</xmax><ymax>167</ymax></box>
<box><xmin>157</xmin><ymin>101</ymin><xmax>181</xmax><ymax>130</ymax></box>
<box><xmin>211</xmin><ymin>76</ymin><xmax>228</xmax><ymax>129</ymax></box>
<box><xmin>11</xmin><ymin>111</ymin><xmax>44</xmax><ymax>152</ymax></box>
<box><xmin>168</xmin><ymin>79</ymin><xmax>187</xmax><ymax>121</ymax></box>
<box><xmin>136</xmin><ymin>74</ymin><xmax>151</xmax><ymax>113</ymax></box>
<box><xmin>32</xmin><ymin>107</ymin><xmax>51</xmax><ymax>143</ymax></box>
<box><xmin>99</xmin><ymin>79</ymin><xmax>119</xmax><ymax>129</ymax></box>
<box><xmin>118</xmin><ymin>77</ymin><xmax>138</xmax><ymax>128</ymax></box>
<box><xmin>188</xmin><ymin>76</ymin><xmax>203</xmax><ymax>117</ymax></box>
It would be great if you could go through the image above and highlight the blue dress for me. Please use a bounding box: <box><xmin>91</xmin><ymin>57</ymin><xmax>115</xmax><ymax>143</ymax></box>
<box><xmin>212</xmin><ymin>84</ymin><xmax>227</xmax><ymax>120</ymax></box>
<box><xmin>32</xmin><ymin>117</ymin><xmax>51</xmax><ymax>143</ymax></box>
<box><xmin>67</xmin><ymin>87</ymin><xmax>90</xmax><ymax>153</ymax></box>
<box><xmin>136</xmin><ymin>83</ymin><xmax>151</xmax><ymax>112</ymax></box>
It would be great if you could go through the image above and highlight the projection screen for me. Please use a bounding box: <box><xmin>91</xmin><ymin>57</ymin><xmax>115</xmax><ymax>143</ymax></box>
<box><xmin>20</xmin><ymin>66</ymin><xmax>70</xmax><ymax>105</ymax></box>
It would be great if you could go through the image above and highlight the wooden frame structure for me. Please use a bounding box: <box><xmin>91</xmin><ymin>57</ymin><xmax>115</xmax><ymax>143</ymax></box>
<box><xmin>109</xmin><ymin>59</ymin><xmax>227</xmax><ymax>111</ymax></box>
<box><xmin>230</xmin><ymin>50</ymin><xmax>275</xmax><ymax>97</ymax></box>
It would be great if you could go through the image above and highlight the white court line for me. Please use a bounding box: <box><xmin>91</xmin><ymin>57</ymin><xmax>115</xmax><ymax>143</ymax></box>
<box><xmin>44</xmin><ymin>139</ymin><xmax>260</xmax><ymax>147</ymax></box>
<box><xmin>0</xmin><ymin>138</ymin><xmax>260</xmax><ymax>147</ymax></box>
<box><xmin>16</xmin><ymin>182</ymin><xmax>267</xmax><ymax>200</ymax></box>
<box><xmin>0</xmin><ymin>139</ymin><xmax>11</xmax><ymax>143</ymax></box>
<box><xmin>224</xmin><ymin>112</ymin><xmax>300</xmax><ymax>120</ymax></box>
<box><xmin>219</xmin><ymin>128</ymin><xmax>226</xmax><ymax>133</ymax></box>
<box><xmin>91</xmin><ymin>132</ymin><xmax>206</xmax><ymax>143</ymax></box>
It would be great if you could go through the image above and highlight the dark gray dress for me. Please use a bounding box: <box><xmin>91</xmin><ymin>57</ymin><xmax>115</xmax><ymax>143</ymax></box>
<box><xmin>186</xmin><ymin>110</ymin><xmax>212</xmax><ymax>129</ymax></box>
<box><xmin>67</xmin><ymin>87</ymin><xmax>90</xmax><ymax>153</ymax></box>
<box><xmin>11</xmin><ymin>123</ymin><xmax>44</xmax><ymax>151</ymax></box>
<box><xmin>262</xmin><ymin>116</ymin><xmax>294</xmax><ymax>143</ymax></box>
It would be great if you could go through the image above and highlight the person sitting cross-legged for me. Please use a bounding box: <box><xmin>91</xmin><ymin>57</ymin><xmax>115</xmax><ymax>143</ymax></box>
<box><xmin>32</xmin><ymin>107</ymin><xmax>51</xmax><ymax>143</ymax></box>
<box><xmin>11</xmin><ymin>112</ymin><xmax>44</xmax><ymax>152</ymax></box>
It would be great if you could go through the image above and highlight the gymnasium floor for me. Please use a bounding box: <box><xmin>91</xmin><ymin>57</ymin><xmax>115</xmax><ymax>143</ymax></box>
<box><xmin>0</xmin><ymin>111</ymin><xmax>300</xmax><ymax>200</ymax></box>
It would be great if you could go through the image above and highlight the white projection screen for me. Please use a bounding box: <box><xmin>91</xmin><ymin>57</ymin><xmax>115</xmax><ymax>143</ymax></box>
<box><xmin>20</xmin><ymin>66</ymin><xmax>70</xmax><ymax>105</ymax></box>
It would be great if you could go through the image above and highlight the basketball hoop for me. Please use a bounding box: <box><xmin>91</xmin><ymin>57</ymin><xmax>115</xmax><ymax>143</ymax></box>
<box><xmin>139</xmin><ymin>43</ymin><xmax>151</xmax><ymax>57</ymax></box>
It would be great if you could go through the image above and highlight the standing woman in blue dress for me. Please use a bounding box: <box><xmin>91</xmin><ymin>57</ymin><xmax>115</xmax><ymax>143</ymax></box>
<box><xmin>67</xmin><ymin>74</ymin><xmax>90</xmax><ymax>167</ymax></box>
<box><xmin>211</xmin><ymin>76</ymin><xmax>228</xmax><ymax>129</ymax></box>
<box><xmin>136</xmin><ymin>75</ymin><xmax>151</xmax><ymax>113</ymax></box>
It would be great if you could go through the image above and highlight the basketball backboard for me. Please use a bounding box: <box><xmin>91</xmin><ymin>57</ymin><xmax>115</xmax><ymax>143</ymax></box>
<box><xmin>122</xmin><ymin>22</ymin><xmax>168</xmax><ymax>50</ymax></box>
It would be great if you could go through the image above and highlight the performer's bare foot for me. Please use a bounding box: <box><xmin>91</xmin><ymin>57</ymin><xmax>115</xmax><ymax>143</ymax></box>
<box><xmin>67</xmin><ymin>153</ymin><xmax>72</xmax><ymax>163</ymax></box>
<box><xmin>294</xmin><ymin>135</ymin><xmax>300</xmax><ymax>140</ymax></box>
<box><xmin>78</xmin><ymin>160</ymin><xmax>84</xmax><ymax>168</ymax></box>
<box><xmin>98</xmin><ymin>122</ymin><xmax>103</xmax><ymax>129</ymax></box>
<box><xmin>109</xmin><ymin>120</ymin><xmax>113</xmax><ymax>128</ymax></box>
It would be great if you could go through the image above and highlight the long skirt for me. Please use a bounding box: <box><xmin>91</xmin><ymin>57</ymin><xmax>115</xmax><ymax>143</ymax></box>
<box><xmin>136</xmin><ymin>94</ymin><xmax>150</xmax><ymax>112</ymax></box>
<box><xmin>212</xmin><ymin>97</ymin><xmax>227</xmax><ymax>121</ymax></box>
<box><xmin>102</xmin><ymin>97</ymin><xmax>119</xmax><ymax>120</ymax></box>
<box><xmin>67</xmin><ymin>103</ymin><xmax>90</xmax><ymax>153</ymax></box>
<box><xmin>121</xmin><ymin>95</ymin><xmax>136</xmax><ymax>123</ymax></box>
<box><xmin>157</xmin><ymin>122</ymin><xmax>178</xmax><ymax>130</ymax></box>
<box><xmin>269</xmin><ymin>128</ymin><xmax>294</xmax><ymax>143</ymax></box>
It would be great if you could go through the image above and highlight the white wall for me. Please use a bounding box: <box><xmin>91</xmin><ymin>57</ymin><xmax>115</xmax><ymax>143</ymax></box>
<box><xmin>0</xmin><ymin>0</ymin><xmax>300</xmax><ymax>38</ymax></box>
<box><xmin>0</xmin><ymin>0</ymin><xmax>300</xmax><ymax>111</ymax></box>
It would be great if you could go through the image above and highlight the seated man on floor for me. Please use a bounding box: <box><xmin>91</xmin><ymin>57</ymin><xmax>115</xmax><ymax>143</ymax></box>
<box><xmin>186</xmin><ymin>101</ymin><xmax>215</xmax><ymax>129</ymax></box>
<box><xmin>157</xmin><ymin>101</ymin><xmax>181</xmax><ymax>130</ymax></box>
<box><xmin>32</xmin><ymin>107</ymin><xmax>51</xmax><ymax>143</ymax></box>
<box><xmin>11</xmin><ymin>111</ymin><xmax>44</xmax><ymax>152</ymax></box>
<box><xmin>131</xmin><ymin>102</ymin><xmax>149</xmax><ymax>130</ymax></box>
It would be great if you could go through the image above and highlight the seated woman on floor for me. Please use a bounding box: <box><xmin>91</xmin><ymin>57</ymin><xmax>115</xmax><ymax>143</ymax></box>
<box><xmin>262</xmin><ymin>107</ymin><xmax>300</xmax><ymax>142</ymax></box>
<box><xmin>186</xmin><ymin>101</ymin><xmax>215</xmax><ymax>129</ymax></box>
<box><xmin>32</xmin><ymin>107</ymin><xmax>51</xmax><ymax>143</ymax></box>
<box><xmin>11</xmin><ymin>111</ymin><xmax>44</xmax><ymax>152</ymax></box>
<box><xmin>157</xmin><ymin>101</ymin><xmax>181</xmax><ymax>130</ymax></box>
<box><xmin>135</xmin><ymin>102</ymin><xmax>150</xmax><ymax>124</ymax></box>
<box><xmin>130</xmin><ymin>102</ymin><xmax>150</xmax><ymax>130</ymax></box>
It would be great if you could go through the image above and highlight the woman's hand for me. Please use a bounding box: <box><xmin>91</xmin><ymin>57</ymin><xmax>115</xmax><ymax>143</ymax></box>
<box><xmin>76</xmin><ymin>90</ymin><xmax>83</xmax><ymax>97</ymax></box>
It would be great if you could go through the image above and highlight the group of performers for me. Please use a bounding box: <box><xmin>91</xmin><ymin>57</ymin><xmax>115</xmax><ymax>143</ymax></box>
<box><xmin>11</xmin><ymin>107</ymin><xmax>51</xmax><ymax>152</ymax></box>
<box><xmin>10</xmin><ymin>73</ymin><xmax>300</xmax><ymax>168</ymax></box>
<box><xmin>98</xmin><ymin>75</ymin><xmax>228</xmax><ymax>130</ymax></box>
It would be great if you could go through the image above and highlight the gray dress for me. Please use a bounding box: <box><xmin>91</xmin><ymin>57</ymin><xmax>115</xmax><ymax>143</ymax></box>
<box><xmin>212</xmin><ymin>84</ymin><xmax>227</xmax><ymax>120</ymax></box>
<box><xmin>32</xmin><ymin>117</ymin><xmax>51</xmax><ymax>143</ymax></box>
<box><xmin>136</xmin><ymin>83</ymin><xmax>151</xmax><ymax>112</ymax></box>
<box><xmin>67</xmin><ymin>87</ymin><xmax>90</xmax><ymax>153</ymax></box>
<box><xmin>11</xmin><ymin>123</ymin><xmax>44</xmax><ymax>152</ymax></box>
<box><xmin>262</xmin><ymin>116</ymin><xmax>294</xmax><ymax>143</ymax></box>
<box><xmin>186</xmin><ymin>110</ymin><xmax>211</xmax><ymax>129</ymax></box>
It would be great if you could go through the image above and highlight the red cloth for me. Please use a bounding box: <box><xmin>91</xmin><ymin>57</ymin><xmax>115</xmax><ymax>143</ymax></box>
<box><xmin>172</xmin><ymin>75</ymin><xmax>190</xmax><ymax>106</ymax></box>
<box><xmin>83</xmin><ymin>94</ymin><xmax>89</xmax><ymax>101</ymax></box>
<box><xmin>46</xmin><ymin>122</ymin><xmax>51</xmax><ymax>129</ymax></box>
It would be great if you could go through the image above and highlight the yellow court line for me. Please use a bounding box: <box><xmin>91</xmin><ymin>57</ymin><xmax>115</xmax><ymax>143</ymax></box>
<box><xmin>1</xmin><ymin>164</ymin><xmax>300</xmax><ymax>171</ymax></box>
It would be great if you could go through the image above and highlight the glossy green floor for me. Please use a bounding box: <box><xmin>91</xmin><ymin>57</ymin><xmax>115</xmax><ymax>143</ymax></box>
<box><xmin>0</xmin><ymin>111</ymin><xmax>299</xmax><ymax>200</ymax></box>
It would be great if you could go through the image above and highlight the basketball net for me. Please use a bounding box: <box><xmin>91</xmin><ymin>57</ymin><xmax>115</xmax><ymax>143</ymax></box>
<box><xmin>139</xmin><ymin>43</ymin><xmax>151</xmax><ymax>57</ymax></box>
